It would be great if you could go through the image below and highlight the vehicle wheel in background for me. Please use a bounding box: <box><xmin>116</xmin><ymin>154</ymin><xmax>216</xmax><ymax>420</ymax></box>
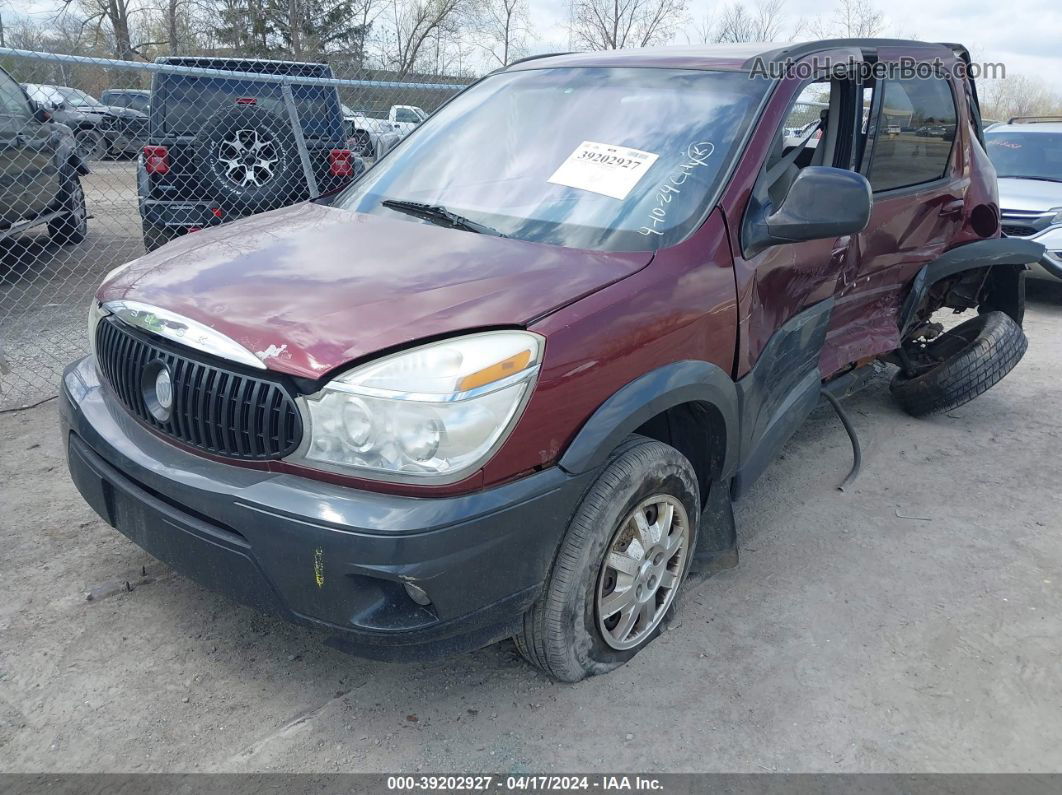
<box><xmin>349</xmin><ymin>129</ymin><xmax>373</xmax><ymax>157</ymax></box>
<box><xmin>196</xmin><ymin>106</ymin><xmax>302</xmax><ymax>214</ymax></box>
<box><xmin>74</xmin><ymin>128</ymin><xmax>106</xmax><ymax>162</ymax></box>
<box><xmin>47</xmin><ymin>176</ymin><xmax>88</xmax><ymax>245</ymax></box>
<box><xmin>890</xmin><ymin>310</ymin><xmax>1027</xmax><ymax>417</ymax></box>
<box><xmin>515</xmin><ymin>437</ymin><xmax>699</xmax><ymax>682</ymax></box>
<box><xmin>141</xmin><ymin>220</ymin><xmax>179</xmax><ymax>252</ymax></box>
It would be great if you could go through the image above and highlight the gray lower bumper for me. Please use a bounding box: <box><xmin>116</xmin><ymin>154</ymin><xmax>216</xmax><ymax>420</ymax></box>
<box><xmin>61</xmin><ymin>356</ymin><xmax>594</xmax><ymax>660</ymax></box>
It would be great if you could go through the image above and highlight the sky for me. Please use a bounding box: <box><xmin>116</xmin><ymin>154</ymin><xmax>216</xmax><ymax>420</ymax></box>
<box><xmin>7</xmin><ymin>0</ymin><xmax>1062</xmax><ymax>92</ymax></box>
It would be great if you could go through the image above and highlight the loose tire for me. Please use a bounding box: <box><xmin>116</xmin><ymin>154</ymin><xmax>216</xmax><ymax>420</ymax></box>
<box><xmin>515</xmin><ymin>437</ymin><xmax>699</xmax><ymax>682</ymax></box>
<box><xmin>195</xmin><ymin>106</ymin><xmax>302</xmax><ymax>214</ymax></box>
<box><xmin>890</xmin><ymin>310</ymin><xmax>1027</xmax><ymax>417</ymax></box>
<box><xmin>48</xmin><ymin>176</ymin><xmax>88</xmax><ymax>245</ymax></box>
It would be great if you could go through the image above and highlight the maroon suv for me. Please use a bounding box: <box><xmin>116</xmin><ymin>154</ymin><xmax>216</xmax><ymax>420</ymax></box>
<box><xmin>62</xmin><ymin>40</ymin><xmax>1050</xmax><ymax>681</ymax></box>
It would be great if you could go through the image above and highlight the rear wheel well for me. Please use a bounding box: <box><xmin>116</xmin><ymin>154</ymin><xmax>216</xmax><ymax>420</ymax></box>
<box><xmin>631</xmin><ymin>401</ymin><xmax>727</xmax><ymax>507</ymax></box>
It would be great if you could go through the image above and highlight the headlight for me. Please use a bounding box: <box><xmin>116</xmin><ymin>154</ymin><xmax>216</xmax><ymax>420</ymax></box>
<box><xmin>1050</xmin><ymin>207</ymin><xmax>1062</xmax><ymax>225</ymax></box>
<box><xmin>294</xmin><ymin>331</ymin><xmax>543</xmax><ymax>482</ymax></box>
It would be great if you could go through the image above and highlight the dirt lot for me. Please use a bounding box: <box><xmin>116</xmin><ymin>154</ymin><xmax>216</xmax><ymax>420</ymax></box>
<box><xmin>1</xmin><ymin>285</ymin><xmax>1061</xmax><ymax>773</ymax></box>
<box><xmin>0</xmin><ymin>161</ymin><xmax>142</xmax><ymax>409</ymax></box>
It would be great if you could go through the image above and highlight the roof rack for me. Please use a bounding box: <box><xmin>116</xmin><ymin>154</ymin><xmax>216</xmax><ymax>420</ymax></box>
<box><xmin>1007</xmin><ymin>116</ymin><xmax>1062</xmax><ymax>124</ymax></box>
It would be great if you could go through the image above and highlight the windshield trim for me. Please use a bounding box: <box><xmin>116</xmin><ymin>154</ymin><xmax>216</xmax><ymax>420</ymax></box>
<box><xmin>336</xmin><ymin>66</ymin><xmax>777</xmax><ymax>253</ymax></box>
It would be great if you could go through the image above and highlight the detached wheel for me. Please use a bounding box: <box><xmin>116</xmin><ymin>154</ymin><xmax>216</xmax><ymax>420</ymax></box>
<box><xmin>891</xmin><ymin>310</ymin><xmax>1027</xmax><ymax>417</ymax></box>
<box><xmin>196</xmin><ymin>105</ymin><xmax>301</xmax><ymax>213</ymax></box>
<box><xmin>515</xmin><ymin>437</ymin><xmax>699</xmax><ymax>682</ymax></box>
<box><xmin>48</xmin><ymin>176</ymin><xmax>88</xmax><ymax>245</ymax></box>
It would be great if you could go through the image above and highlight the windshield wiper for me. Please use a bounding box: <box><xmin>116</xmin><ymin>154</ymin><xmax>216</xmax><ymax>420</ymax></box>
<box><xmin>381</xmin><ymin>199</ymin><xmax>506</xmax><ymax>237</ymax></box>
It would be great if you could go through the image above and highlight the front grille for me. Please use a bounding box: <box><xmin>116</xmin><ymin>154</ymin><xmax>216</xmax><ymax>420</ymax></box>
<box><xmin>96</xmin><ymin>317</ymin><xmax>302</xmax><ymax>460</ymax></box>
<box><xmin>1002</xmin><ymin>224</ymin><xmax>1037</xmax><ymax>237</ymax></box>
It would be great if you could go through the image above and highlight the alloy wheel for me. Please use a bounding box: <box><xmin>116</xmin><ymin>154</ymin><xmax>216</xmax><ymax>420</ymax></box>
<box><xmin>216</xmin><ymin>128</ymin><xmax>279</xmax><ymax>187</ymax></box>
<box><xmin>595</xmin><ymin>494</ymin><xmax>690</xmax><ymax>651</ymax></box>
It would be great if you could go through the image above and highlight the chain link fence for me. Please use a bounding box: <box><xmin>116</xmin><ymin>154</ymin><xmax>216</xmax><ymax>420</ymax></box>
<box><xmin>0</xmin><ymin>47</ymin><xmax>468</xmax><ymax>409</ymax></box>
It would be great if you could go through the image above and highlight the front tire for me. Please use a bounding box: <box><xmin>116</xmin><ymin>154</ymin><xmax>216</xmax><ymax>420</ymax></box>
<box><xmin>74</xmin><ymin>128</ymin><xmax>106</xmax><ymax>161</ymax></box>
<box><xmin>515</xmin><ymin>437</ymin><xmax>699</xmax><ymax>682</ymax></box>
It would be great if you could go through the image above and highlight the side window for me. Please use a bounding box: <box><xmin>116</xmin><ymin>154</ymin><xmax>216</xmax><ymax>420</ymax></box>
<box><xmin>783</xmin><ymin>81</ymin><xmax>829</xmax><ymax>141</ymax></box>
<box><xmin>864</xmin><ymin>75</ymin><xmax>958</xmax><ymax>192</ymax></box>
<box><xmin>0</xmin><ymin>72</ymin><xmax>31</xmax><ymax>120</ymax></box>
<box><xmin>131</xmin><ymin>95</ymin><xmax>150</xmax><ymax>113</ymax></box>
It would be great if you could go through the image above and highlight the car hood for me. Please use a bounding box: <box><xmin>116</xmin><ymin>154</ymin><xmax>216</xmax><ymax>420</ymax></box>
<box><xmin>997</xmin><ymin>177</ymin><xmax>1062</xmax><ymax>213</ymax></box>
<box><xmin>98</xmin><ymin>202</ymin><xmax>651</xmax><ymax>379</ymax></box>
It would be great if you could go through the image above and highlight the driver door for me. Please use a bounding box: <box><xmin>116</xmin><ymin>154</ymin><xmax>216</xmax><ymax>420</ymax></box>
<box><xmin>721</xmin><ymin>53</ymin><xmax>866</xmax><ymax>496</ymax></box>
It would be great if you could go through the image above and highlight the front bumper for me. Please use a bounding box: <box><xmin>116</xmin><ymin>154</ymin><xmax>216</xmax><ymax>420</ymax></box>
<box><xmin>61</xmin><ymin>357</ymin><xmax>593</xmax><ymax>660</ymax></box>
<box><xmin>1005</xmin><ymin>224</ymin><xmax>1062</xmax><ymax>280</ymax></box>
<box><xmin>140</xmin><ymin>200</ymin><xmax>224</xmax><ymax>230</ymax></box>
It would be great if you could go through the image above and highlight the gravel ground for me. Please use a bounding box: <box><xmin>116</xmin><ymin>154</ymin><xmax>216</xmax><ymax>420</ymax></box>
<box><xmin>0</xmin><ymin>161</ymin><xmax>142</xmax><ymax>410</ymax></box>
<box><xmin>1</xmin><ymin>284</ymin><xmax>1060</xmax><ymax>773</ymax></box>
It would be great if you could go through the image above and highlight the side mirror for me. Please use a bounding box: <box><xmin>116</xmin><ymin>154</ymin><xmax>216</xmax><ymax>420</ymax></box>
<box><xmin>743</xmin><ymin>166</ymin><xmax>872</xmax><ymax>257</ymax></box>
<box><xmin>32</xmin><ymin>101</ymin><xmax>52</xmax><ymax>122</ymax></box>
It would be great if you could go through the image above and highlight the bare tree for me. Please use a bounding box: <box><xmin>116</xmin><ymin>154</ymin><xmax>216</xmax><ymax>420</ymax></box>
<box><xmin>64</xmin><ymin>0</ymin><xmax>140</xmax><ymax>59</ymax></box>
<box><xmin>382</xmin><ymin>0</ymin><xmax>466</xmax><ymax>76</ymax></box>
<box><xmin>696</xmin><ymin>0</ymin><xmax>787</xmax><ymax>44</ymax></box>
<box><xmin>980</xmin><ymin>74</ymin><xmax>1062</xmax><ymax>122</ymax></box>
<box><xmin>808</xmin><ymin>0</ymin><xmax>882</xmax><ymax>38</ymax></box>
<box><xmin>570</xmin><ymin>0</ymin><xmax>689</xmax><ymax>50</ymax></box>
<box><xmin>472</xmin><ymin>0</ymin><xmax>531</xmax><ymax>67</ymax></box>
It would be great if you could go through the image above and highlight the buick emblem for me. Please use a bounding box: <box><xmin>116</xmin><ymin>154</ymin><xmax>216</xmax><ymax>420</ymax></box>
<box><xmin>142</xmin><ymin>360</ymin><xmax>175</xmax><ymax>423</ymax></box>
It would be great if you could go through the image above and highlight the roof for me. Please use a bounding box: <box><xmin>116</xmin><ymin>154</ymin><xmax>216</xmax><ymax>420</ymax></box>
<box><xmin>506</xmin><ymin>39</ymin><xmax>960</xmax><ymax>74</ymax></box>
<box><xmin>987</xmin><ymin>121</ymin><xmax>1062</xmax><ymax>134</ymax></box>
<box><xmin>154</xmin><ymin>56</ymin><xmax>333</xmax><ymax>78</ymax></box>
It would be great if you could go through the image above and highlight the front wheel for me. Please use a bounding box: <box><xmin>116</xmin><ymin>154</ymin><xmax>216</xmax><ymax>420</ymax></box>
<box><xmin>515</xmin><ymin>437</ymin><xmax>699</xmax><ymax>682</ymax></box>
<box><xmin>74</xmin><ymin>128</ymin><xmax>106</xmax><ymax>162</ymax></box>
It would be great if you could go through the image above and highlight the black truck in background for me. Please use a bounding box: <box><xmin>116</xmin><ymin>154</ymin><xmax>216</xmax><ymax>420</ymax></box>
<box><xmin>138</xmin><ymin>57</ymin><xmax>361</xmax><ymax>251</ymax></box>
<box><xmin>0</xmin><ymin>66</ymin><xmax>88</xmax><ymax>251</ymax></box>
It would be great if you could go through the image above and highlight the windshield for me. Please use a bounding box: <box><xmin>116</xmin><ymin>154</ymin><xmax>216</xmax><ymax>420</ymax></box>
<box><xmin>59</xmin><ymin>87</ymin><xmax>104</xmax><ymax>108</ymax></box>
<box><xmin>157</xmin><ymin>76</ymin><xmax>342</xmax><ymax>139</ymax></box>
<box><xmin>334</xmin><ymin>68</ymin><xmax>768</xmax><ymax>251</ymax></box>
<box><xmin>985</xmin><ymin>130</ymin><xmax>1062</xmax><ymax>182</ymax></box>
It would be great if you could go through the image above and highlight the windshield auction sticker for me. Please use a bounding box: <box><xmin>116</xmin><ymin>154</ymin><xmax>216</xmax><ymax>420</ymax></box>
<box><xmin>548</xmin><ymin>141</ymin><xmax>660</xmax><ymax>200</ymax></box>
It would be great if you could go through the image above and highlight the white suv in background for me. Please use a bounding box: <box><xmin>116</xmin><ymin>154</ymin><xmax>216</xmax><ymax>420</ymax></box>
<box><xmin>985</xmin><ymin>117</ymin><xmax>1062</xmax><ymax>280</ymax></box>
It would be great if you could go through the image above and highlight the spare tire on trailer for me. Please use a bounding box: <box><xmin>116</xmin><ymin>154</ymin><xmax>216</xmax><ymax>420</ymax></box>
<box><xmin>195</xmin><ymin>105</ymin><xmax>304</xmax><ymax>214</ymax></box>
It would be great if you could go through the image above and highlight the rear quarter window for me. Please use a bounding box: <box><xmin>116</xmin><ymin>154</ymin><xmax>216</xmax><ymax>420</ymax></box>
<box><xmin>865</xmin><ymin>75</ymin><xmax>958</xmax><ymax>192</ymax></box>
<box><xmin>154</xmin><ymin>75</ymin><xmax>344</xmax><ymax>141</ymax></box>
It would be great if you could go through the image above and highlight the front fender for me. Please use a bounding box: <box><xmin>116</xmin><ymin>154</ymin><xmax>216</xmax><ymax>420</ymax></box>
<box><xmin>53</xmin><ymin>125</ymin><xmax>89</xmax><ymax>175</ymax></box>
<box><xmin>557</xmin><ymin>360</ymin><xmax>739</xmax><ymax>480</ymax></box>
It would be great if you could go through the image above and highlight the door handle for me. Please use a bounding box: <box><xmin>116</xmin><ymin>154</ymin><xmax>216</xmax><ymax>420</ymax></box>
<box><xmin>939</xmin><ymin>199</ymin><xmax>965</xmax><ymax>217</ymax></box>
